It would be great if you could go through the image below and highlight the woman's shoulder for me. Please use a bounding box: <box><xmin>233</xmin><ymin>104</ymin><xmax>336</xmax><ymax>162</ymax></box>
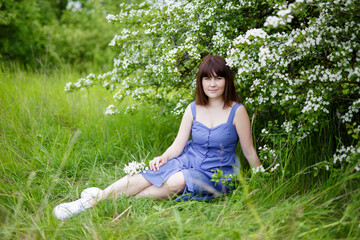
<box><xmin>230</xmin><ymin>101</ymin><xmax>244</xmax><ymax>109</ymax></box>
<box><xmin>183</xmin><ymin>102</ymin><xmax>194</xmax><ymax>119</ymax></box>
<box><xmin>234</xmin><ymin>102</ymin><xmax>248</xmax><ymax>120</ymax></box>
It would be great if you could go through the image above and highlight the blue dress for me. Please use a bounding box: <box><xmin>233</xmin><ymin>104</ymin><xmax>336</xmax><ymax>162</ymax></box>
<box><xmin>141</xmin><ymin>101</ymin><xmax>242</xmax><ymax>201</ymax></box>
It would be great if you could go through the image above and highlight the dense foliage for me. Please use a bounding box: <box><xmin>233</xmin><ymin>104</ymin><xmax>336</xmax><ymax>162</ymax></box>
<box><xmin>0</xmin><ymin>0</ymin><xmax>122</xmax><ymax>69</ymax></box>
<box><xmin>65</xmin><ymin>0</ymin><xmax>360</xmax><ymax>175</ymax></box>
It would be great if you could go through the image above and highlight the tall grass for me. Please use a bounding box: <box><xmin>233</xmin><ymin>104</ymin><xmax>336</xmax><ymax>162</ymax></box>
<box><xmin>0</xmin><ymin>64</ymin><xmax>359</xmax><ymax>239</ymax></box>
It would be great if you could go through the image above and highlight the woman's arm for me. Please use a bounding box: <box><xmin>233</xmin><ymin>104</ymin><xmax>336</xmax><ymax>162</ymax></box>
<box><xmin>233</xmin><ymin>105</ymin><xmax>262</xmax><ymax>168</ymax></box>
<box><xmin>149</xmin><ymin>104</ymin><xmax>193</xmax><ymax>171</ymax></box>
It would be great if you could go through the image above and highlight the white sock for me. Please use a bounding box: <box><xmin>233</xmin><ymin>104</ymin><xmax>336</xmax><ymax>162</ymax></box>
<box><xmin>81</xmin><ymin>187</ymin><xmax>102</xmax><ymax>200</ymax></box>
<box><xmin>53</xmin><ymin>198</ymin><xmax>92</xmax><ymax>220</ymax></box>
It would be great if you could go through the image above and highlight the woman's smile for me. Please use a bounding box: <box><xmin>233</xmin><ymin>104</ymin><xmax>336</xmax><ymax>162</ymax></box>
<box><xmin>202</xmin><ymin>76</ymin><xmax>225</xmax><ymax>98</ymax></box>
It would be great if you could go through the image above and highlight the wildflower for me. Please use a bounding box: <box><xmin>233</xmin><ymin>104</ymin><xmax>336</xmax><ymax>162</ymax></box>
<box><xmin>64</xmin><ymin>82</ymin><xmax>73</xmax><ymax>92</ymax></box>
<box><xmin>270</xmin><ymin>163</ymin><xmax>280</xmax><ymax>172</ymax></box>
<box><xmin>67</xmin><ymin>1</ymin><xmax>82</xmax><ymax>11</ymax></box>
<box><xmin>105</xmin><ymin>105</ymin><xmax>119</xmax><ymax>115</ymax></box>
<box><xmin>252</xmin><ymin>165</ymin><xmax>265</xmax><ymax>174</ymax></box>
<box><xmin>124</xmin><ymin>161</ymin><xmax>147</xmax><ymax>175</ymax></box>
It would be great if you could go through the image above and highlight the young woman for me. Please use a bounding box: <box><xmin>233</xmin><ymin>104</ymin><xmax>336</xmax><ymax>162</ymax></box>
<box><xmin>54</xmin><ymin>55</ymin><xmax>261</xmax><ymax>220</ymax></box>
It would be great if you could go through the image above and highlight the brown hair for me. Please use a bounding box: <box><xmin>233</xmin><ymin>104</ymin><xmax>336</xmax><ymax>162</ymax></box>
<box><xmin>195</xmin><ymin>55</ymin><xmax>241</xmax><ymax>108</ymax></box>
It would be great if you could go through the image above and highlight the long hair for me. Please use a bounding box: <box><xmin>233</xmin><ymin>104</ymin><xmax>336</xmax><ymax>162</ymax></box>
<box><xmin>195</xmin><ymin>55</ymin><xmax>241</xmax><ymax>108</ymax></box>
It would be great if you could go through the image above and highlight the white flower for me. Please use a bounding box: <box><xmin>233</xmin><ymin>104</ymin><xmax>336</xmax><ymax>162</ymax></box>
<box><xmin>106</xmin><ymin>14</ymin><xmax>117</xmax><ymax>23</ymax></box>
<box><xmin>264</xmin><ymin>16</ymin><xmax>282</xmax><ymax>28</ymax></box>
<box><xmin>244</xmin><ymin>28</ymin><xmax>268</xmax><ymax>39</ymax></box>
<box><xmin>67</xmin><ymin>1</ymin><xmax>82</xmax><ymax>11</ymax></box>
<box><xmin>64</xmin><ymin>82</ymin><xmax>73</xmax><ymax>92</ymax></box>
<box><xmin>252</xmin><ymin>165</ymin><xmax>265</xmax><ymax>174</ymax></box>
<box><xmin>124</xmin><ymin>161</ymin><xmax>147</xmax><ymax>175</ymax></box>
<box><xmin>105</xmin><ymin>105</ymin><xmax>119</xmax><ymax>115</ymax></box>
<box><xmin>282</xmin><ymin>121</ymin><xmax>293</xmax><ymax>133</ymax></box>
<box><xmin>270</xmin><ymin>163</ymin><xmax>280</xmax><ymax>172</ymax></box>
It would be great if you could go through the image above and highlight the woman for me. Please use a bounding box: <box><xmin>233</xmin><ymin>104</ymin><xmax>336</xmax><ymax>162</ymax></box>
<box><xmin>54</xmin><ymin>55</ymin><xmax>261</xmax><ymax>220</ymax></box>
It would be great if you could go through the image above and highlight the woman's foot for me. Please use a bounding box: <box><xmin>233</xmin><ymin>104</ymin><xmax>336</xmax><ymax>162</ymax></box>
<box><xmin>81</xmin><ymin>187</ymin><xmax>102</xmax><ymax>200</ymax></box>
<box><xmin>53</xmin><ymin>198</ymin><xmax>92</xmax><ymax>220</ymax></box>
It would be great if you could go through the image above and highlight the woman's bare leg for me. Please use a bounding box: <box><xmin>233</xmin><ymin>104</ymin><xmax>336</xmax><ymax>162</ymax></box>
<box><xmin>90</xmin><ymin>174</ymin><xmax>152</xmax><ymax>205</ymax></box>
<box><xmin>53</xmin><ymin>172</ymin><xmax>185</xmax><ymax>220</ymax></box>
<box><xmin>135</xmin><ymin>171</ymin><xmax>186</xmax><ymax>199</ymax></box>
<box><xmin>53</xmin><ymin>174</ymin><xmax>151</xmax><ymax>220</ymax></box>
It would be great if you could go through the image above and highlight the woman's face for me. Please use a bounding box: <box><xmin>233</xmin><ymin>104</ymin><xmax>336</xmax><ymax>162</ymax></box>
<box><xmin>202</xmin><ymin>75</ymin><xmax>226</xmax><ymax>100</ymax></box>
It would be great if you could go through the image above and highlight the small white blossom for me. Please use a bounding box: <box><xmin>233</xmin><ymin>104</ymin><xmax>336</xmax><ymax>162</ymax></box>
<box><xmin>64</xmin><ymin>82</ymin><xmax>73</xmax><ymax>92</ymax></box>
<box><xmin>282</xmin><ymin>121</ymin><xmax>293</xmax><ymax>133</ymax></box>
<box><xmin>270</xmin><ymin>163</ymin><xmax>280</xmax><ymax>172</ymax></box>
<box><xmin>124</xmin><ymin>161</ymin><xmax>148</xmax><ymax>175</ymax></box>
<box><xmin>105</xmin><ymin>105</ymin><xmax>119</xmax><ymax>115</ymax></box>
<box><xmin>67</xmin><ymin>1</ymin><xmax>82</xmax><ymax>11</ymax></box>
<box><xmin>252</xmin><ymin>165</ymin><xmax>266</xmax><ymax>174</ymax></box>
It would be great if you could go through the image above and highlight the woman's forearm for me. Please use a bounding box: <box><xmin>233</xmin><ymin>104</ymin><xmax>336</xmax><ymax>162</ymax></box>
<box><xmin>161</xmin><ymin>144</ymin><xmax>183</xmax><ymax>161</ymax></box>
<box><xmin>244</xmin><ymin>148</ymin><xmax>262</xmax><ymax>168</ymax></box>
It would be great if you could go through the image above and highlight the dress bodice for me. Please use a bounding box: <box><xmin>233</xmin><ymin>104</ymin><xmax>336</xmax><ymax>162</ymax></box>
<box><xmin>188</xmin><ymin>101</ymin><xmax>241</xmax><ymax>171</ymax></box>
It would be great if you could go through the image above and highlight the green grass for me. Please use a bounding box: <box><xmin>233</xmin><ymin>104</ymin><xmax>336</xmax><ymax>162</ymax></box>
<box><xmin>0</xmin><ymin>64</ymin><xmax>359</xmax><ymax>239</ymax></box>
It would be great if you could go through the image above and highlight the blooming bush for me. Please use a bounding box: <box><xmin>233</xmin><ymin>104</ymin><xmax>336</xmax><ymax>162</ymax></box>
<box><xmin>66</xmin><ymin>0</ymin><xmax>359</xmax><ymax>174</ymax></box>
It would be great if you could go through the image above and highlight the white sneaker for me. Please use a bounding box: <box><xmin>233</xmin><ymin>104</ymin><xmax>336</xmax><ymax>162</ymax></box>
<box><xmin>81</xmin><ymin>187</ymin><xmax>102</xmax><ymax>200</ymax></box>
<box><xmin>53</xmin><ymin>198</ymin><xmax>92</xmax><ymax>220</ymax></box>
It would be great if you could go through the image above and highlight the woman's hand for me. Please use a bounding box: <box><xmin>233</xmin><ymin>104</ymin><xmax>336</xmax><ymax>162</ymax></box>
<box><xmin>149</xmin><ymin>156</ymin><xmax>168</xmax><ymax>171</ymax></box>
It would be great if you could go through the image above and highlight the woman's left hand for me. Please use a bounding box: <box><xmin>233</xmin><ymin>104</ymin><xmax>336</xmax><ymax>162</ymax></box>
<box><xmin>149</xmin><ymin>156</ymin><xmax>168</xmax><ymax>171</ymax></box>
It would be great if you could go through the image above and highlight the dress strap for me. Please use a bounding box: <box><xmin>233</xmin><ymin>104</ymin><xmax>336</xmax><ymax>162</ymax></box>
<box><xmin>191</xmin><ymin>101</ymin><xmax>196</xmax><ymax>120</ymax></box>
<box><xmin>227</xmin><ymin>103</ymin><xmax>243</xmax><ymax>123</ymax></box>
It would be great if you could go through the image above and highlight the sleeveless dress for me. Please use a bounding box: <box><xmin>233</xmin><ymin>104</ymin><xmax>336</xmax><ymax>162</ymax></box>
<box><xmin>141</xmin><ymin>101</ymin><xmax>242</xmax><ymax>201</ymax></box>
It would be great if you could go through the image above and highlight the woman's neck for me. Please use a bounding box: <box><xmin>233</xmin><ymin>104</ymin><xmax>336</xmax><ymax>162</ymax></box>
<box><xmin>207</xmin><ymin>98</ymin><xmax>224</xmax><ymax>109</ymax></box>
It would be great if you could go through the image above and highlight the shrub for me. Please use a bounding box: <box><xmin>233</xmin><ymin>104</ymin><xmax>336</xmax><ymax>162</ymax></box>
<box><xmin>66</xmin><ymin>0</ymin><xmax>360</xmax><ymax>174</ymax></box>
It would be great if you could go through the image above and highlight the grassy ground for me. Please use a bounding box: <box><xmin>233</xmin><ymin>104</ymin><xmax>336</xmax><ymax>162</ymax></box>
<box><xmin>0</xmin><ymin>65</ymin><xmax>359</xmax><ymax>239</ymax></box>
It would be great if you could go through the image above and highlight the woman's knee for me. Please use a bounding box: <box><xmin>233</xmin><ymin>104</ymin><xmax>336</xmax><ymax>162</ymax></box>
<box><xmin>166</xmin><ymin>172</ymin><xmax>186</xmax><ymax>192</ymax></box>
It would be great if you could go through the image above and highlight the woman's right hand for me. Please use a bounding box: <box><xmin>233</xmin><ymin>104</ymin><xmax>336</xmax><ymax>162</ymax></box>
<box><xmin>149</xmin><ymin>156</ymin><xmax>168</xmax><ymax>171</ymax></box>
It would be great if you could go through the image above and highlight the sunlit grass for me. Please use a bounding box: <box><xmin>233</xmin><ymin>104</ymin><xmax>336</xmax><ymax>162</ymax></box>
<box><xmin>0</xmin><ymin>64</ymin><xmax>359</xmax><ymax>239</ymax></box>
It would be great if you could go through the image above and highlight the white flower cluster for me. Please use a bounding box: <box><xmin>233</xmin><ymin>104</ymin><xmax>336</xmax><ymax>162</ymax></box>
<box><xmin>64</xmin><ymin>73</ymin><xmax>95</xmax><ymax>92</ymax></box>
<box><xmin>252</xmin><ymin>165</ymin><xmax>265</xmax><ymax>174</ymax></box>
<box><xmin>281</xmin><ymin>121</ymin><xmax>293</xmax><ymax>133</ymax></box>
<box><xmin>264</xmin><ymin>0</ymin><xmax>300</xmax><ymax>28</ymax></box>
<box><xmin>296</xmin><ymin>130</ymin><xmax>310</xmax><ymax>143</ymax></box>
<box><xmin>106</xmin><ymin>14</ymin><xmax>117</xmax><ymax>23</ymax></box>
<box><xmin>340</xmin><ymin>98</ymin><xmax>360</xmax><ymax>123</ymax></box>
<box><xmin>270</xmin><ymin>163</ymin><xmax>280</xmax><ymax>172</ymax></box>
<box><xmin>233</xmin><ymin>28</ymin><xmax>268</xmax><ymax>46</ymax></box>
<box><xmin>261</xmin><ymin>128</ymin><xmax>269</xmax><ymax>135</ymax></box>
<box><xmin>171</xmin><ymin>98</ymin><xmax>188</xmax><ymax>116</ymax></box>
<box><xmin>244</xmin><ymin>28</ymin><xmax>268</xmax><ymax>40</ymax></box>
<box><xmin>123</xmin><ymin>161</ymin><xmax>148</xmax><ymax>175</ymax></box>
<box><xmin>258</xmin><ymin>145</ymin><xmax>277</xmax><ymax>160</ymax></box>
<box><xmin>66</xmin><ymin>1</ymin><xmax>82</xmax><ymax>11</ymax></box>
<box><xmin>104</xmin><ymin>105</ymin><xmax>119</xmax><ymax>115</ymax></box>
<box><xmin>125</xmin><ymin>104</ymin><xmax>137</xmax><ymax>114</ymax></box>
<box><xmin>113</xmin><ymin>90</ymin><xmax>124</xmax><ymax>102</ymax></box>
<box><xmin>345</xmin><ymin>66</ymin><xmax>360</xmax><ymax>80</ymax></box>
<box><xmin>301</xmin><ymin>89</ymin><xmax>330</xmax><ymax>114</ymax></box>
<box><xmin>333</xmin><ymin>145</ymin><xmax>359</xmax><ymax>164</ymax></box>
